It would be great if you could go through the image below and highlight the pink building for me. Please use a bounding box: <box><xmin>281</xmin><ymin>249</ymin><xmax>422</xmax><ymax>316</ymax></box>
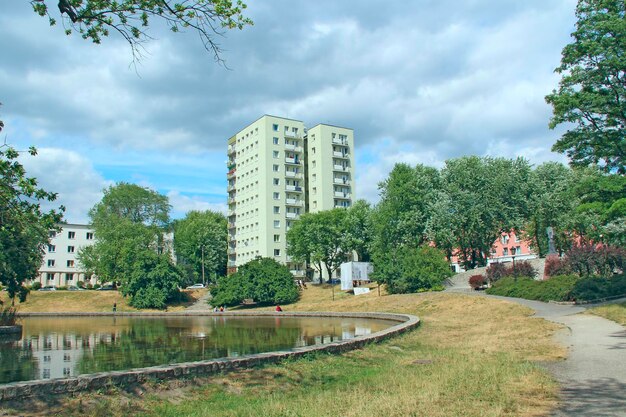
<box><xmin>450</xmin><ymin>230</ymin><xmax>536</xmax><ymax>272</ymax></box>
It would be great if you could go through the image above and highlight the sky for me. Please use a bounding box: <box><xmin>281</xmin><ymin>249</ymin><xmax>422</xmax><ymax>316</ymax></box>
<box><xmin>0</xmin><ymin>0</ymin><xmax>576</xmax><ymax>223</ymax></box>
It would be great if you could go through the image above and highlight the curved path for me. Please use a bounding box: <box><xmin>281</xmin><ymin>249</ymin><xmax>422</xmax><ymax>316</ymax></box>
<box><xmin>450</xmin><ymin>285</ymin><xmax>626</xmax><ymax>416</ymax></box>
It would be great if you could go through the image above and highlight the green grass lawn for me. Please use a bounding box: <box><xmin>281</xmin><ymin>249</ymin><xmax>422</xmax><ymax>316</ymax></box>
<box><xmin>3</xmin><ymin>287</ymin><xmax>565</xmax><ymax>417</ymax></box>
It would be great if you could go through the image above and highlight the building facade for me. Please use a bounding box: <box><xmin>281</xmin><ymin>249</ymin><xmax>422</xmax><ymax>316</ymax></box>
<box><xmin>34</xmin><ymin>224</ymin><xmax>97</xmax><ymax>287</ymax></box>
<box><xmin>227</xmin><ymin>115</ymin><xmax>355</xmax><ymax>275</ymax></box>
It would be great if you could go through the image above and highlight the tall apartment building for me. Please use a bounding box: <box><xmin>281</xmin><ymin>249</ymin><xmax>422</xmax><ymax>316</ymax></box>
<box><xmin>227</xmin><ymin>115</ymin><xmax>355</xmax><ymax>275</ymax></box>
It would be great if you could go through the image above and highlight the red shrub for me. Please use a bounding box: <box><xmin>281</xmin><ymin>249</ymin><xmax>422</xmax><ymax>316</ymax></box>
<box><xmin>469</xmin><ymin>274</ymin><xmax>486</xmax><ymax>290</ymax></box>
<box><xmin>510</xmin><ymin>261</ymin><xmax>537</xmax><ymax>279</ymax></box>
<box><xmin>566</xmin><ymin>243</ymin><xmax>626</xmax><ymax>277</ymax></box>
<box><xmin>486</xmin><ymin>263</ymin><xmax>507</xmax><ymax>283</ymax></box>
<box><xmin>544</xmin><ymin>254</ymin><xmax>571</xmax><ymax>279</ymax></box>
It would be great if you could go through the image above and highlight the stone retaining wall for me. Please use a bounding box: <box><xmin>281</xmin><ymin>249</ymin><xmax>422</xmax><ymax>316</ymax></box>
<box><xmin>1</xmin><ymin>312</ymin><xmax>419</xmax><ymax>401</ymax></box>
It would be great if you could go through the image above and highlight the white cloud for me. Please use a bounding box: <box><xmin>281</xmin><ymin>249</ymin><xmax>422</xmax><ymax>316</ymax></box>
<box><xmin>18</xmin><ymin>148</ymin><xmax>110</xmax><ymax>224</ymax></box>
<box><xmin>167</xmin><ymin>191</ymin><xmax>227</xmax><ymax>219</ymax></box>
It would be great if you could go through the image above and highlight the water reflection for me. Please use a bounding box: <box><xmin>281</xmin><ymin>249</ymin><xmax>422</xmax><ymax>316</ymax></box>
<box><xmin>0</xmin><ymin>316</ymin><xmax>392</xmax><ymax>384</ymax></box>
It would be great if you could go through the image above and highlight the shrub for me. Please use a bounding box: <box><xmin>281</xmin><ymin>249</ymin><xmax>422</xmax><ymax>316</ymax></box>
<box><xmin>30</xmin><ymin>282</ymin><xmax>42</xmax><ymax>291</ymax></box>
<box><xmin>485</xmin><ymin>263</ymin><xmax>507</xmax><ymax>284</ymax></box>
<box><xmin>566</xmin><ymin>243</ymin><xmax>626</xmax><ymax>278</ymax></box>
<box><xmin>76</xmin><ymin>281</ymin><xmax>85</xmax><ymax>288</ymax></box>
<box><xmin>486</xmin><ymin>275</ymin><xmax>579</xmax><ymax>302</ymax></box>
<box><xmin>570</xmin><ymin>274</ymin><xmax>626</xmax><ymax>302</ymax></box>
<box><xmin>509</xmin><ymin>261</ymin><xmax>537</xmax><ymax>279</ymax></box>
<box><xmin>56</xmin><ymin>286</ymin><xmax>67</xmax><ymax>291</ymax></box>
<box><xmin>85</xmin><ymin>283</ymin><xmax>93</xmax><ymax>289</ymax></box>
<box><xmin>386</xmin><ymin>245</ymin><xmax>454</xmax><ymax>294</ymax></box>
<box><xmin>0</xmin><ymin>306</ymin><xmax>18</xmax><ymax>326</ymax></box>
<box><xmin>93</xmin><ymin>283</ymin><xmax>101</xmax><ymax>290</ymax></box>
<box><xmin>468</xmin><ymin>275</ymin><xmax>486</xmax><ymax>290</ymax></box>
<box><xmin>211</xmin><ymin>258</ymin><xmax>300</xmax><ymax>307</ymax></box>
<box><xmin>544</xmin><ymin>254</ymin><xmax>571</xmax><ymax>278</ymax></box>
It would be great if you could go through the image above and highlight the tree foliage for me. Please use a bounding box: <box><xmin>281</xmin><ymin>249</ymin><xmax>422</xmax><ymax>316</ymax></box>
<box><xmin>79</xmin><ymin>182</ymin><xmax>180</xmax><ymax>308</ymax></box>
<box><xmin>382</xmin><ymin>245</ymin><xmax>452</xmax><ymax>294</ymax></box>
<box><xmin>31</xmin><ymin>0</ymin><xmax>253</xmax><ymax>62</ymax></box>
<box><xmin>343</xmin><ymin>200</ymin><xmax>374</xmax><ymax>262</ymax></box>
<box><xmin>286</xmin><ymin>209</ymin><xmax>350</xmax><ymax>282</ymax></box>
<box><xmin>210</xmin><ymin>257</ymin><xmax>299</xmax><ymax>307</ymax></box>
<box><xmin>0</xmin><ymin>117</ymin><xmax>64</xmax><ymax>303</ymax></box>
<box><xmin>546</xmin><ymin>0</ymin><xmax>626</xmax><ymax>173</ymax></box>
<box><xmin>173</xmin><ymin>210</ymin><xmax>227</xmax><ymax>285</ymax></box>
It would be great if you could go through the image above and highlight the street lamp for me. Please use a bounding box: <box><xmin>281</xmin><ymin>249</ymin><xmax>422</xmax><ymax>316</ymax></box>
<box><xmin>201</xmin><ymin>245</ymin><xmax>206</xmax><ymax>286</ymax></box>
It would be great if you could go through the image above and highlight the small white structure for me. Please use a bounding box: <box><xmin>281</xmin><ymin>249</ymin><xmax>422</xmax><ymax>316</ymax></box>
<box><xmin>340</xmin><ymin>261</ymin><xmax>373</xmax><ymax>291</ymax></box>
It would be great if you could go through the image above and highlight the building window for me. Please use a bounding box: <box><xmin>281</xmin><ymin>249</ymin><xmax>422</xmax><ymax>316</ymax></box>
<box><xmin>312</xmin><ymin>160</ymin><xmax>316</xmax><ymax>168</ymax></box>
<box><xmin>67</xmin><ymin>246</ymin><xmax>75</xmax><ymax>253</ymax></box>
<box><xmin>46</xmin><ymin>273</ymin><xmax>54</xmax><ymax>280</ymax></box>
<box><xmin>274</xmin><ymin>234</ymin><xmax>280</xmax><ymax>242</ymax></box>
<box><xmin>274</xmin><ymin>220</ymin><xmax>280</xmax><ymax>228</ymax></box>
<box><xmin>67</xmin><ymin>260</ymin><xmax>75</xmax><ymax>268</ymax></box>
<box><xmin>516</xmin><ymin>246</ymin><xmax>522</xmax><ymax>254</ymax></box>
<box><xmin>273</xmin><ymin>178</ymin><xmax>280</xmax><ymax>185</ymax></box>
<box><xmin>68</xmin><ymin>231</ymin><xmax>75</xmax><ymax>239</ymax></box>
<box><xmin>48</xmin><ymin>244</ymin><xmax>56</xmax><ymax>253</ymax></box>
<box><xmin>274</xmin><ymin>249</ymin><xmax>281</xmax><ymax>256</ymax></box>
<box><xmin>273</xmin><ymin>164</ymin><xmax>279</xmax><ymax>172</ymax></box>
<box><xmin>47</xmin><ymin>259</ymin><xmax>55</xmax><ymax>267</ymax></box>
<box><xmin>273</xmin><ymin>151</ymin><xmax>279</xmax><ymax>158</ymax></box>
<box><xmin>311</xmin><ymin>147</ymin><xmax>316</xmax><ymax>154</ymax></box>
<box><xmin>273</xmin><ymin>206</ymin><xmax>280</xmax><ymax>214</ymax></box>
<box><xmin>49</xmin><ymin>231</ymin><xmax>57</xmax><ymax>238</ymax></box>
<box><xmin>503</xmin><ymin>248</ymin><xmax>509</xmax><ymax>256</ymax></box>
<box><xmin>86</xmin><ymin>232</ymin><xmax>94</xmax><ymax>240</ymax></box>
<box><xmin>65</xmin><ymin>273</ymin><xmax>73</xmax><ymax>281</ymax></box>
<box><xmin>273</xmin><ymin>137</ymin><xmax>279</xmax><ymax>145</ymax></box>
<box><xmin>272</xmin><ymin>124</ymin><xmax>279</xmax><ymax>131</ymax></box>
<box><xmin>273</xmin><ymin>192</ymin><xmax>280</xmax><ymax>200</ymax></box>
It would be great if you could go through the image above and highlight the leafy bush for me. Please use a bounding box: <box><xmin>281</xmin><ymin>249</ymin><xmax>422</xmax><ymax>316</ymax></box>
<box><xmin>485</xmin><ymin>263</ymin><xmax>507</xmax><ymax>284</ymax></box>
<box><xmin>509</xmin><ymin>261</ymin><xmax>537</xmax><ymax>279</ymax></box>
<box><xmin>570</xmin><ymin>274</ymin><xmax>626</xmax><ymax>302</ymax></box>
<box><xmin>93</xmin><ymin>283</ymin><xmax>101</xmax><ymax>290</ymax></box>
<box><xmin>566</xmin><ymin>243</ymin><xmax>626</xmax><ymax>278</ymax></box>
<box><xmin>85</xmin><ymin>283</ymin><xmax>93</xmax><ymax>289</ymax></box>
<box><xmin>468</xmin><ymin>275</ymin><xmax>486</xmax><ymax>290</ymax></box>
<box><xmin>125</xmin><ymin>254</ymin><xmax>183</xmax><ymax>309</ymax></box>
<box><xmin>486</xmin><ymin>275</ymin><xmax>579</xmax><ymax>302</ymax></box>
<box><xmin>386</xmin><ymin>245</ymin><xmax>453</xmax><ymax>294</ymax></box>
<box><xmin>56</xmin><ymin>286</ymin><xmax>67</xmax><ymax>291</ymax></box>
<box><xmin>76</xmin><ymin>281</ymin><xmax>85</xmax><ymax>288</ymax></box>
<box><xmin>210</xmin><ymin>258</ymin><xmax>299</xmax><ymax>307</ymax></box>
<box><xmin>30</xmin><ymin>282</ymin><xmax>42</xmax><ymax>291</ymax></box>
<box><xmin>544</xmin><ymin>254</ymin><xmax>571</xmax><ymax>278</ymax></box>
<box><xmin>0</xmin><ymin>306</ymin><xmax>18</xmax><ymax>326</ymax></box>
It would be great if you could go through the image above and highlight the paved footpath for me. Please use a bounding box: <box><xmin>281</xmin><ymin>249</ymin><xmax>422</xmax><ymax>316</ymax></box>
<box><xmin>185</xmin><ymin>290</ymin><xmax>212</xmax><ymax>311</ymax></box>
<box><xmin>453</xmin><ymin>287</ymin><xmax>626</xmax><ymax>417</ymax></box>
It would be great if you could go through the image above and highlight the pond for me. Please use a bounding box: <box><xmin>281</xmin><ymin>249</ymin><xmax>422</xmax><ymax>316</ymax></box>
<box><xmin>0</xmin><ymin>315</ymin><xmax>394</xmax><ymax>384</ymax></box>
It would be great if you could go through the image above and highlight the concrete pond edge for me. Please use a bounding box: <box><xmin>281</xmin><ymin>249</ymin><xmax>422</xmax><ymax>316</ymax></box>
<box><xmin>1</xmin><ymin>311</ymin><xmax>420</xmax><ymax>401</ymax></box>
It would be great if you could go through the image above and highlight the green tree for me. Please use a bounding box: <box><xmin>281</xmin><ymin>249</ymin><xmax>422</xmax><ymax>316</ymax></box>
<box><xmin>79</xmin><ymin>182</ymin><xmax>180</xmax><ymax>308</ymax></box>
<box><xmin>173</xmin><ymin>210</ymin><xmax>227</xmax><ymax>285</ymax></box>
<box><xmin>210</xmin><ymin>257</ymin><xmax>299</xmax><ymax>307</ymax></box>
<box><xmin>286</xmin><ymin>209</ymin><xmax>349</xmax><ymax>283</ymax></box>
<box><xmin>524</xmin><ymin>162</ymin><xmax>578</xmax><ymax>256</ymax></box>
<box><xmin>31</xmin><ymin>0</ymin><xmax>253</xmax><ymax>62</ymax></box>
<box><xmin>343</xmin><ymin>200</ymin><xmax>373</xmax><ymax>262</ymax></box>
<box><xmin>385</xmin><ymin>245</ymin><xmax>453</xmax><ymax>294</ymax></box>
<box><xmin>370</xmin><ymin>163</ymin><xmax>440</xmax><ymax>287</ymax></box>
<box><xmin>0</xmin><ymin>117</ymin><xmax>64</xmax><ymax>304</ymax></box>
<box><xmin>546</xmin><ymin>0</ymin><xmax>626</xmax><ymax>173</ymax></box>
<box><xmin>441</xmin><ymin>156</ymin><xmax>532</xmax><ymax>269</ymax></box>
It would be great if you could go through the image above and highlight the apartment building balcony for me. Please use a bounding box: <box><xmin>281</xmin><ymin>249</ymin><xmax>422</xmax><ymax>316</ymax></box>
<box><xmin>285</xmin><ymin>171</ymin><xmax>303</xmax><ymax>179</ymax></box>
<box><xmin>227</xmin><ymin>184</ymin><xmax>236</xmax><ymax>192</ymax></box>
<box><xmin>228</xmin><ymin>209</ymin><xmax>236</xmax><ymax>217</ymax></box>
<box><xmin>228</xmin><ymin>222</ymin><xmax>236</xmax><ymax>229</ymax></box>
<box><xmin>286</xmin><ymin>212</ymin><xmax>298</xmax><ymax>219</ymax></box>
<box><xmin>333</xmin><ymin>165</ymin><xmax>349</xmax><ymax>172</ymax></box>
<box><xmin>333</xmin><ymin>151</ymin><xmax>349</xmax><ymax>158</ymax></box>
<box><xmin>285</xmin><ymin>144</ymin><xmax>303</xmax><ymax>152</ymax></box>
<box><xmin>228</xmin><ymin>260</ymin><xmax>237</xmax><ymax>268</ymax></box>
<box><xmin>285</xmin><ymin>198</ymin><xmax>304</xmax><ymax>206</ymax></box>
<box><xmin>333</xmin><ymin>178</ymin><xmax>350</xmax><ymax>185</ymax></box>
<box><xmin>332</xmin><ymin>138</ymin><xmax>348</xmax><ymax>145</ymax></box>
<box><xmin>334</xmin><ymin>192</ymin><xmax>351</xmax><ymax>199</ymax></box>
<box><xmin>285</xmin><ymin>185</ymin><xmax>303</xmax><ymax>192</ymax></box>
<box><xmin>227</xmin><ymin>169</ymin><xmax>236</xmax><ymax>179</ymax></box>
<box><xmin>228</xmin><ymin>247</ymin><xmax>236</xmax><ymax>255</ymax></box>
<box><xmin>228</xmin><ymin>196</ymin><xmax>236</xmax><ymax>204</ymax></box>
<box><xmin>284</xmin><ymin>131</ymin><xmax>302</xmax><ymax>139</ymax></box>
<box><xmin>228</xmin><ymin>145</ymin><xmax>235</xmax><ymax>155</ymax></box>
<box><xmin>284</xmin><ymin>157</ymin><xmax>301</xmax><ymax>165</ymax></box>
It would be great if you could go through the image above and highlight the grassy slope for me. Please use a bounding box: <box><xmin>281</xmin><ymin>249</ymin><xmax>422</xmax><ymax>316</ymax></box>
<box><xmin>14</xmin><ymin>285</ymin><xmax>566</xmax><ymax>417</ymax></box>
<box><xmin>587</xmin><ymin>302</ymin><xmax>626</xmax><ymax>326</ymax></box>
<box><xmin>1</xmin><ymin>289</ymin><xmax>208</xmax><ymax>313</ymax></box>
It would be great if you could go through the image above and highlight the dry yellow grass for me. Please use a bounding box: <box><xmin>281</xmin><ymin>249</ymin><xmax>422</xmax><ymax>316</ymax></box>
<box><xmin>1</xmin><ymin>289</ymin><xmax>207</xmax><ymax>313</ymax></box>
<box><xmin>587</xmin><ymin>302</ymin><xmax>626</xmax><ymax>326</ymax></box>
<box><xmin>5</xmin><ymin>285</ymin><xmax>566</xmax><ymax>417</ymax></box>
